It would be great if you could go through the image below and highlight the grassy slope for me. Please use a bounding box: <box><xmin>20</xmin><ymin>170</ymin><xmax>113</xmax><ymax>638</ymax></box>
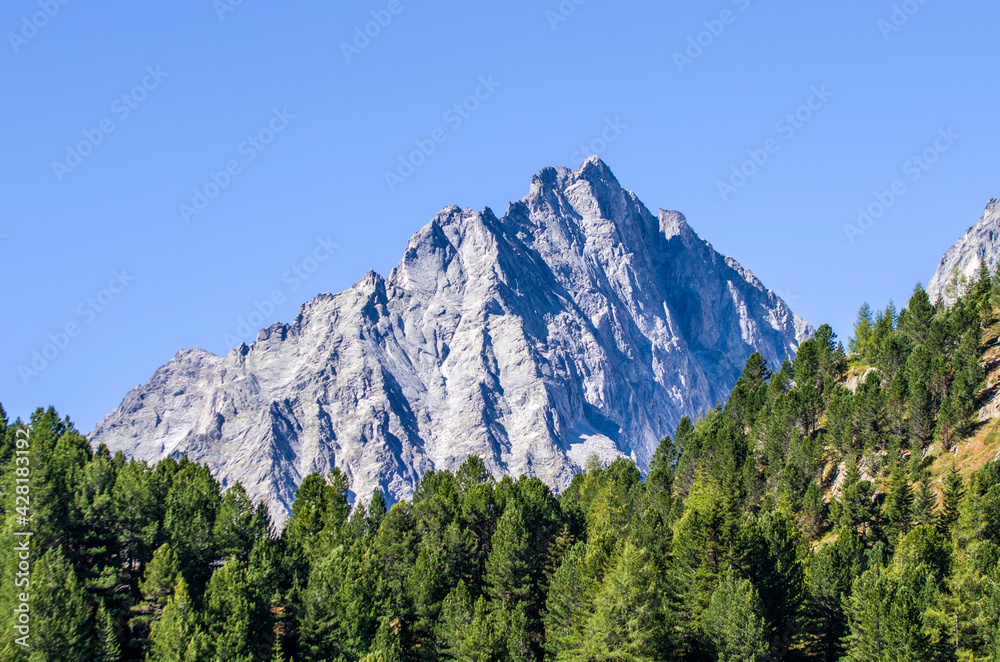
<box><xmin>927</xmin><ymin>310</ymin><xmax>1000</xmax><ymax>487</ymax></box>
<box><xmin>814</xmin><ymin>310</ymin><xmax>1000</xmax><ymax>533</ymax></box>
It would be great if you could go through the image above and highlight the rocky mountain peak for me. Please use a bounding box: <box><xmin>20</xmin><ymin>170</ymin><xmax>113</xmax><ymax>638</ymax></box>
<box><xmin>91</xmin><ymin>158</ymin><xmax>813</xmax><ymax>523</ymax></box>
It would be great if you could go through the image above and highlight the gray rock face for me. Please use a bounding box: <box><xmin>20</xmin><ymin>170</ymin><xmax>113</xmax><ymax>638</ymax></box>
<box><xmin>928</xmin><ymin>198</ymin><xmax>1000</xmax><ymax>304</ymax></box>
<box><xmin>90</xmin><ymin>157</ymin><xmax>813</xmax><ymax>523</ymax></box>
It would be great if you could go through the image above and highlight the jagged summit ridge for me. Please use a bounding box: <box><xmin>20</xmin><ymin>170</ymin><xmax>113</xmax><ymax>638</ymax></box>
<box><xmin>928</xmin><ymin>198</ymin><xmax>1000</xmax><ymax>304</ymax></box>
<box><xmin>90</xmin><ymin>157</ymin><xmax>813</xmax><ymax>522</ymax></box>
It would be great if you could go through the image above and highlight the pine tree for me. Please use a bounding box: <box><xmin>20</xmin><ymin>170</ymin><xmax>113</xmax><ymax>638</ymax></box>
<box><xmin>839</xmin><ymin>456</ymin><xmax>876</xmax><ymax>534</ymax></box>
<box><xmin>843</xmin><ymin>560</ymin><xmax>936</xmax><ymax>662</ymax></box>
<box><xmin>543</xmin><ymin>541</ymin><xmax>593</xmax><ymax>661</ymax></box>
<box><xmin>361</xmin><ymin>618</ymin><xmax>404</xmax><ymax>662</ymax></box>
<box><xmin>128</xmin><ymin>542</ymin><xmax>181</xmax><ymax>653</ymax></box>
<box><xmin>29</xmin><ymin>548</ymin><xmax>91</xmax><ymax>661</ymax></box>
<box><xmin>285</xmin><ymin>472</ymin><xmax>330</xmax><ymax>548</ymax></box>
<box><xmin>97</xmin><ymin>602</ymin><xmax>122</xmax><ymax>662</ymax></box>
<box><xmin>146</xmin><ymin>577</ymin><xmax>201</xmax><ymax>662</ymax></box>
<box><xmin>907</xmin><ymin>345</ymin><xmax>935</xmax><ymax>443</ymax></box>
<box><xmin>806</xmin><ymin>529</ymin><xmax>865</xmax><ymax>661</ymax></box>
<box><xmin>214</xmin><ymin>482</ymin><xmax>269</xmax><ymax>561</ymax></box>
<box><xmin>452</xmin><ymin>596</ymin><xmax>531</xmax><ymax>662</ymax></box>
<box><xmin>407</xmin><ymin>524</ymin><xmax>474</xmax><ymax>653</ymax></box>
<box><xmin>939</xmin><ymin>466</ymin><xmax>965</xmax><ymax>536</ymax></box>
<box><xmin>581</xmin><ymin>542</ymin><xmax>670</xmax><ymax>661</ymax></box>
<box><xmin>201</xmin><ymin>556</ymin><xmax>271</xmax><ymax>661</ymax></box>
<box><xmin>140</xmin><ymin>543</ymin><xmax>181</xmax><ymax>608</ymax></box>
<box><xmin>803</xmin><ymin>481</ymin><xmax>826</xmax><ymax>538</ymax></box>
<box><xmin>738</xmin><ymin>509</ymin><xmax>806</xmax><ymax>648</ymax></box>
<box><xmin>496</xmin><ymin>601</ymin><xmax>534</xmax><ymax>662</ymax></box>
<box><xmin>485</xmin><ymin>503</ymin><xmax>532</xmax><ymax>606</ymax></box>
<box><xmin>645</xmin><ymin>436</ymin><xmax>677</xmax><ymax>522</ymax></box>
<box><xmin>850</xmin><ymin>302</ymin><xmax>875</xmax><ymax>359</ymax></box>
<box><xmin>366</xmin><ymin>488</ymin><xmax>388</xmax><ymax>536</ymax></box>
<box><xmin>983</xmin><ymin>565</ymin><xmax>1000</xmax><ymax>661</ymax></box>
<box><xmin>301</xmin><ymin>536</ymin><xmax>378</xmax><ymax>661</ymax></box>
<box><xmin>437</xmin><ymin>580</ymin><xmax>473</xmax><ymax>661</ymax></box>
<box><xmin>111</xmin><ymin>458</ymin><xmax>165</xmax><ymax>571</ymax></box>
<box><xmin>902</xmin><ymin>284</ymin><xmax>934</xmax><ymax>345</ymax></box>
<box><xmin>949</xmin><ymin>329</ymin><xmax>985</xmax><ymax>438</ymax></box>
<box><xmin>670</xmin><ymin>477</ymin><xmax>735</xmax><ymax>655</ymax></box>
<box><xmin>163</xmin><ymin>460</ymin><xmax>221</xmax><ymax>595</ymax></box>
<box><xmin>973</xmin><ymin>257</ymin><xmax>993</xmax><ymax>304</ymax></box>
<box><xmin>542</xmin><ymin>525</ymin><xmax>577</xmax><ymax>587</ymax></box>
<box><xmin>912</xmin><ymin>472</ymin><xmax>936</xmax><ymax>527</ymax></box>
<box><xmin>882</xmin><ymin>464</ymin><xmax>914</xmax><ymax>540</ymax></box>
<box><xmin>852</xmin><ymin>373</ymin><xmax>888</xmax><ymax>452</ymax></box>
<box><xmin>843</xmin><ymin>564</ymin><xmax>895</xmax><ymax>662</ymax></box>
<box><xmin>726</xmin><ymin>352</ymin><xmax>772</xmax><ymax>429</ymax></box>
<box><xmin>701</xmin><ymin>571</ymin><xmax>769</xmax><ymax>662</ymax></box>
<box><xmin>907</xmin><ymin>449</ymin><xmax>924</xmax><ymax>481</ymax></box>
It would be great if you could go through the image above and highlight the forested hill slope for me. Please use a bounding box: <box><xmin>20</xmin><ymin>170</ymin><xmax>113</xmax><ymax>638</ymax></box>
<box><xmin>2</xmin><ymin>273</ymin><xmax>1000</xmax><ymax>660</ymax></box>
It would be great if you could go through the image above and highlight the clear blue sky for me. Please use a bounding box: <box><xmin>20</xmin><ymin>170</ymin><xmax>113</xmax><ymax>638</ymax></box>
<box><xmin>2</xmin><ymin>0</ymin><xmax>998</xmax><ymax>432</ymax></box>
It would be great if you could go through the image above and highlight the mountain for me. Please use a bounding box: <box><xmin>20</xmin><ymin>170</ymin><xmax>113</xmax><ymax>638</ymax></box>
<box><xmin>928</xmin><ymin>197</ymin><xmax>1000</xmax><ymax>304</ymax></box>
<box><xmin>89</xmin><ymin>157</ymin><xmax>813</xmax><ymax>522</ymax></box>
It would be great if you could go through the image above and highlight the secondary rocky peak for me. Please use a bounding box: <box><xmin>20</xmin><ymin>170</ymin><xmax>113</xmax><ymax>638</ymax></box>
<box><xmin>928</xmin><ymin>197</ymin><xmax>1000</xmax><ymax>304</ymax></box>
<box><xmin>659</xmin><ymin>209</ymin><xmax>695</xmax><ymax>241</ymax></box>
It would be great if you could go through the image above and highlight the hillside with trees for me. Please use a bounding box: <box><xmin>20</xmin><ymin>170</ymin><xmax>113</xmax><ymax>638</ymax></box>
<box><xmin>3</xmin><ymin>267</ymin><xmax>1000</xmax><ymax>661</ymax></box>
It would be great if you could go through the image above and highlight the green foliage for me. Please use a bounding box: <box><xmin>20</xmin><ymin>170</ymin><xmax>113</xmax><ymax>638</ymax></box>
<box><xmin>940</xmin><ymin>465</ymin><xmax>965</xmax><ymax>537</ymax></box>
<box><xmin>97</xmin><ymin>601</ymin><xmax>123</xmax><ymax>662</ymax></box>
<box><xmin>850</xmin><ymin>302</ymin><xmax>875</xmax><ymax>359</ymax></box>
<box><xmin>581</xmin><ymin>542</ymin><xmax>670</xmax><ymax>661</ymax></box>
<box><xmin>147</xmin><ymin>577</ymin><xmax>202</xmax><ymax>662</ymax></box>
<box><xmin>701</xmin><ymin>572</ymin><xmax>769</xmax><ymax>662</ymax></box>
<box><xmin>806</xmin><ymin>529</ymin><xmax>866</xmax><ymax>661</ymax></box>
<box><xmin>842</xmin><ymin>562</ymin><xmax>931</xmax><ymax>662</ymax></box>
<box><xmin>201</xmin><ymin>557</ymin><xmax>271</xmax><ymax>661</ymax></box>
<box><xmin>164</xmin><ymin>459</ymin><xmax>221</xmax><ymax>595</ymax></box>
<box><xmin>140</xmin><ymin>543</ymin><xmax>181</xmax><ymax>607</ymax></box>
<box><xmin>882</xmin><ymin>462</ymin><xmax>914</xmax><ymax>541</ymax></box>
<box><xmin>543</xmin><ymin>541</ymin><xmax>593</xmax><ymax>660</ymax></box>
<box><xmin>28</xmin><ymin>547</ymin><xmax>92</xmax><ymax>661</ymax></box>
<box><xmin>214</xmin><ymin>482</ymin><xmax>270</xmax><ymax>561</ymax></box>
